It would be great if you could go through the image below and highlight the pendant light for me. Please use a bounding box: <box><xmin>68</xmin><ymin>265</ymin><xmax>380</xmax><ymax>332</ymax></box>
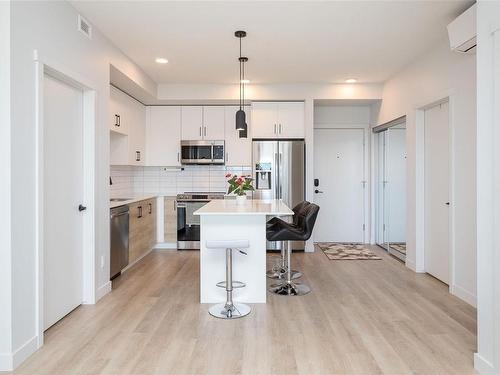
<box><xmin>235</xmin><ymin>30</ymin><xmax>248</xmax><ymax>138</ymax></box>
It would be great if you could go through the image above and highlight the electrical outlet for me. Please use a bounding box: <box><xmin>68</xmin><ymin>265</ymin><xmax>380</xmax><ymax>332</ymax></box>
<box><xmin>100</xmin><ymin>255</ymin><xmax>105</xmax><ymax>268</ymax></box>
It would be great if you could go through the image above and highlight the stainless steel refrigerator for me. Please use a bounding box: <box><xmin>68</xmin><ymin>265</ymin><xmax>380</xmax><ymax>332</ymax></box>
<box><xmin>252</xmin><ymin>139</ymin><xmax>305</xmax><ymax>250</ymax></box>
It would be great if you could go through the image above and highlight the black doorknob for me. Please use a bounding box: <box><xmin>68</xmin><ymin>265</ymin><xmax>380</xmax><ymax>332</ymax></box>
<box><xmin>315</xmin><ymin>189</ymin><xmax>323</xmax><ymax>194</ymax></box>
<box><xmin>78</xmin><ymin>204</ymin><xmax>87</xmax><ymax>211</ymax></box>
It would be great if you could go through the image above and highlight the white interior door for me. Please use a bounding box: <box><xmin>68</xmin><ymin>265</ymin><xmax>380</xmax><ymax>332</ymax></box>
<box><xmin>43</xmin><ymin>73</ymin><xmax>84</xmax><ymax>330</ymax></box>
<box><xmin>424</xmin><ymin>101</ymin><xmax>450</xmax><ymax>284</ymax></box>
<box><xmin>314</xmin><ymin>128</ymin><xmax>365</xmax><ymax>242</ymax></box>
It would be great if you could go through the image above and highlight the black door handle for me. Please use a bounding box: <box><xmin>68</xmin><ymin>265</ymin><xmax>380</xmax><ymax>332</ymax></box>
<box><xmin>445</xmin><ymin>202</ymin><xmax>450</xmax><ymax>206</ymax></box>
<box><xmin>78</xmin><ymin>204</ymin><xmax>87</xmax><ymax>211</ymax></box>
<box><xmin>315</xmin><ymin>189</ymin><xmax>323</xmax><ymax>194</ymax></box>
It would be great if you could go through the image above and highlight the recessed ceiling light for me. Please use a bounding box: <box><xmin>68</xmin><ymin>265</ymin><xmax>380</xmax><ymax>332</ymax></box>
<box><xmin>155</xmin><ymin>58</ymin><xmax>169</xmax><ymax>64</ymax></box>
<box><xmin>240</xmin><ymin>79</ymin><xmax>250</xmax><ymax>84</ymax></box>
<box><xmin>345</xmin><ymin>78</ymin><xmax>357</xmax><ymax>83</ymax></box>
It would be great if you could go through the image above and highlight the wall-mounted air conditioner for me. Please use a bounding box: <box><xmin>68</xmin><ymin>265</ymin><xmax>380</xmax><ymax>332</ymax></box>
<box><xmin>447</xmin><ymin>4</ymin><xmax>476</xmax><ymax>53</ymax></box>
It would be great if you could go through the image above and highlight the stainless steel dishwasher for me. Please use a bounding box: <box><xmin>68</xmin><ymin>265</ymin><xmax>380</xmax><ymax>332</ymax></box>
<box><xmin>110</xmin><ymin>205</ymin><xmax>129</xmax><ymax>280</ymax></box>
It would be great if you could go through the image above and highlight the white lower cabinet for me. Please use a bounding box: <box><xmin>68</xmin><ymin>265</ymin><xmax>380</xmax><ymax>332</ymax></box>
<box><xmin>224</xmin><ymin>106</ymin><xmax>252</xmax><ymax>166</ymax></box>
<box><xmin>146</xmin><ymin>106</ymin><xmax>181</xmax><ymax>166</ymax></box>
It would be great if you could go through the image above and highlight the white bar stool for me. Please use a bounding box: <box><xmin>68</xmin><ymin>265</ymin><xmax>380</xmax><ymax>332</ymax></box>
<box><xmin>206</xmin><ymin>239</ymin><xmax>251</xmax><ymax>319</ymax></box>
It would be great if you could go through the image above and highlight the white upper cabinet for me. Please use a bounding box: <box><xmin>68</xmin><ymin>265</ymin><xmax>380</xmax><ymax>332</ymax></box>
<box><xmin>181</xmin><ymin>106</ymin><xmax>225</xmax><ymax>140</ymax></box>
<box><xmin>109</xmin><ymin>85</ymin><xmax>128</xmax><ymax>135</ymax></box>
<box><xmin>224</xmin><ymin>106</ymin><xmax>252</xmax><ymax>166</ymax></box>
<box><xmin>109</xmin><ymin>85</ymin><xmax>146</xmax><ymax>166</ymax></box>
<box><xmin>126</xmin><ymin>95</ymin><xmax>146</xmax><ymax>166</ymax></box>
<box><xmin>251</xmin><ymin>102</ymin><xmax>278</xmax><ymax>138</ymax></box>
<box><xmin>181</xmin><ymin>106</ymin><xmax>203</xmax><ymax>140</ymax></box>
<box><xmin>203</xmin><ymin>106</ymin><xmax>225</xmax><ymax>140</ymax></box>
<box><xmin>251</xmin><ymin>101</ymin><xmax>304</xmax><ymax>139</ymax></box>
<box><xmin>277</xmin><ymin>102</ymin><xmax>305</xmax><ymax>138</ymax></box>
<box><xmin>146</xmin><ymin>106</ymin><xmax>181</xmax><ymax>166</ymax></box>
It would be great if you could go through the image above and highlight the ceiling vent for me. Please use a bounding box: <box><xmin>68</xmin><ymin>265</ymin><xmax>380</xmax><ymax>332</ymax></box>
<box><xmin>447</xmin><ymin>4</ymin><xmax>476</xmax><ymax>53</ymax></box>
<box><xmin>77</xmin><ymin>14</ymin><xmax>92</xmax><ymax>39</ymax></box>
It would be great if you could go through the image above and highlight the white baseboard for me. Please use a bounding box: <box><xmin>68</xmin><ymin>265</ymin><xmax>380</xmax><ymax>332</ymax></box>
<box><xmin>474</xmin><ymin>353</ymin><xmax>495</xmax><ymax>374</ymax></box>
<box><xmin>450</xmin><ymin>284</ymin><xmax>476</xmax><ymax>307</ymax></box>
<box><xmin>0</xmin><ymin>335</ymin><xmax>39</xmax><ymax>371</ymax></box>
<box><xmin>154</xmin><ymin>242</ymin><xmax>177</xmax><ymax>250</ymax></box>
<box><xmin>0</xmin><ymin>352</ymin><xmax>13</xmax><ymax>372</ymax></box>
<box><xmin>405</xmin><ymin>259</ymin><xmax>425</xmax><ymax>273</ymax></box>
<box><xmin>95</xmin><ymin>281</ymin><xmax>111</xmax><ymax>301</ymax></box>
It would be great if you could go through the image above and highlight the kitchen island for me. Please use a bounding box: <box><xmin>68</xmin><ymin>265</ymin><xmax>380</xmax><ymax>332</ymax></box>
<box><xmin>194</xmin><ymin>199</ymin><xmax>293</xmax><ymax>303</ymax></box>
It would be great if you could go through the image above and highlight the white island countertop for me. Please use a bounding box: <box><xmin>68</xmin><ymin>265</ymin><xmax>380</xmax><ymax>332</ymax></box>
<box><xmin>194</xmin><ymin>199</ymin><xmax>293</xmax><ymax>216</ymax></box>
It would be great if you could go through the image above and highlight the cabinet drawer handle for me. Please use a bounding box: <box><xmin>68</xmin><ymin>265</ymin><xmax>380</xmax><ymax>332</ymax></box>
<box><xmin>225</xmin><ymin>152</ymin><xmax>228</xmax><ymax>162</ymax></box>
<box><xmin>148</xmin><ymin>203</ymin><xmax>152</xmax><ymax>214</ymax></box>
<box><xmin>274</xmin><ymin>123</ymin><xmax>277</xmax><ymax>134</ymax></box>
<box><xmin>199</xmin><ymin>126</ymin><xmax>202</xmax><ymax>137</ymax></box>
<box><xmin>136</xmin><ymin>151</ymin><xmax>141</xmax><ymax>162</ymax></box>
<box><xmin>204</xmin><ymin>126</ymin><xmax>207</xmax><ymax>137</ymax></box>
<box><xmin>279</xmin><ymin>123</ymin><xmax>282</xmax><ymax>134</ymax></box>
<box><xmin>138</xmin><ymin>205</ymin><xmax>143</xmax><ymax>218</ymax></box>
<box><xmin>115</xmin><ymin>114</ymin><xmax>120</xmax><ymax>127</ymax></box>
<box><xmin>177</xmin><ymin>152</ymin><xmax>180</xmax><ymax>162</ymax></box>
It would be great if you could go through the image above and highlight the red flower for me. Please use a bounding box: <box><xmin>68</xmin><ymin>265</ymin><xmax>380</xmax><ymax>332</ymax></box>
<box><xmin>225</xmin><ymin>173</ymin><xmax>232</xmax><ymax>178</ymax></box>
<box><xmin>236</xmin><ymin>177</ymin><xmax>243</xmax><ymax>185</ymax></box>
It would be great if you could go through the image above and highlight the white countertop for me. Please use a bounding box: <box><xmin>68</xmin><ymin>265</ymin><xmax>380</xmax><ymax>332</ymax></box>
<box><xmin>194</xmin><ymin>199</ymin><xmax>293</xmax><ymax>216</ymax></box>
<box><xmin>109</xmin><ymin>195</ymin><xmax>157</xmax><ymax>209</ymax></box>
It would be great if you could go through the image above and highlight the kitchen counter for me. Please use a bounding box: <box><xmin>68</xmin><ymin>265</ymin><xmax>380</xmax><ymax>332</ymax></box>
<box><xmin>109</xmin><ymin>195</ymin><xmax>157</xmax><ymax>209</ymax></box>
<box><xmin>194</xmin><ymin>199</ymin><xmax>293</xmax><ymax>304</ymax></box>
<box><xmin>194</xmin><ymin>199</ymin><xmax>293</xmax><ymax>216</ymax></box>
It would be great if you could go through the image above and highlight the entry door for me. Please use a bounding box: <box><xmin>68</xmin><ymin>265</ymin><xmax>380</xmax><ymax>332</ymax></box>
<box><xmin>424</xmin><ymin>101</ymin><xmax>450</xmax><ymax>284</ymax></box>
<box><xmin>43</xmin><ymin>73</ymin><xmax>84</xmax><ymax>330</ymax></box>
<box><xmin>314</xmin><ymin>128</ymin><xmax>365</xmax><ymax>242</ymax></box>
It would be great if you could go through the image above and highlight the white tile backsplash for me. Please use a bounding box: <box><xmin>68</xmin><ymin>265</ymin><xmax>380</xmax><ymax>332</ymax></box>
<box><xmin>110</xmin><ymin>165</ymin><xmax>250</xmax><ymax>197</ymax></box>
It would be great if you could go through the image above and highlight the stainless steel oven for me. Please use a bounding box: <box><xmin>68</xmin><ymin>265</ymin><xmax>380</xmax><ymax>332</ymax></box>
<box><xmin>176</xmin><ymin>192</ymin><xmax>225</xmax><ymax>249</ymax></box>
<box><xmin>181</xmin><ymin>140</ymin><xmax>225</xmax><ymax>165</ymax></box>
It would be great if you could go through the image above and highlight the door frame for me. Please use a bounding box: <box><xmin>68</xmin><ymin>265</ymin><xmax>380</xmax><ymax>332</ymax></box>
<box><xmin>34</xmin><ymin>50</ymin><xmax>96</xmax><ymax>348</ymax></box>
<box><xmin>313</xmin><ymin>126</ymin><xmax>368</xmax><ymax>243</ymax></box>
<box><xmin>415</xmin><ymin>94</ymin><xmax>455</xmax><ymax>294</ymax></box>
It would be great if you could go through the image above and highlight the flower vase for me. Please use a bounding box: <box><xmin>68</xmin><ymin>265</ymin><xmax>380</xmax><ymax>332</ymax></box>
<box><xmin>236</xmin><ymin>195</ymin><xmax>247</xmax><ymax>205</ymax></box>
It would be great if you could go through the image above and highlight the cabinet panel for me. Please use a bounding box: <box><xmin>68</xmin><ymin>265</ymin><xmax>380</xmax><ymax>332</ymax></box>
<box><xmin>251</xmin><ymin>102</ymin><xmax>278</xmax><ymax>138</ymax></box>
<box><xmin>181</xmin><ymin>106</ymin><xmax>203</xmax><ymax>140</ymax></box>
<box><xmin>224</xmin><ymin>106</ymin><xmax>252</xmax><ymax>166</ymax></box>
<box><xmin>278</xmin><ymin>102</ymin><xmax>305</xmax><ymax>138</ymax></box>
<box><xmin>127</xmin><ymin>96</ymin><xmax>146</xmax><ymax>166</ymax></box>
<box><xmin>146</xmin><ymin>106</ymin><xmax>181</xmax><ymax>166</ymax></box>
<box><xmin>164</xmin><ymin>197</ymin><xmax>177</xmax><ymax>243</ymax></box>
<box><xmin>203</xmin><ymin>106</ymin><xmax>225</xmax><ymax>140</ymax></box>
<box><xmin>109</xmin><ymin>86</ymin><xmax>128</xmax><ymax>135</ymax></box>
<box><xmin>129</xmin><ymin>199</ymin><xmax>156</xmax><ymax>264</ymax></box>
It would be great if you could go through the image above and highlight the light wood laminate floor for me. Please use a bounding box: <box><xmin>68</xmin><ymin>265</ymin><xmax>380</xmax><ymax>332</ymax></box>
<box><xmin>13</xmin><ymin>246</ymin><xmax>476</xmax><ymax>374</ymax></box>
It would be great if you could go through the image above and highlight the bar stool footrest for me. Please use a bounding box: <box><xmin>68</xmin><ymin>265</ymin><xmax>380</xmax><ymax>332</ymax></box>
<box><xmin>216</xmin><ymin>281</ymin><xmax>246</xmax><ymax>289</ymax></box>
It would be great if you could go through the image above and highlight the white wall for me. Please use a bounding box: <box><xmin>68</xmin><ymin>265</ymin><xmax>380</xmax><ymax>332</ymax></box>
<box><xmin>378</xmin><ymin>40</ymin><xmax>477</xmax><ymax>306</ymax></box>
<box><xmin>0</xmin><ymin>0</ymin><xmax>13</xmax><ymax>370</ymax></box>
<box><xmin>6</xmin><ymin>1</ymin><xmax>155</xmax><ymax>370</ymax></box>
<box><xmin>475</xmin><ymin>1</ymin><xmax>500</xmax><ymax>373</ymax></box>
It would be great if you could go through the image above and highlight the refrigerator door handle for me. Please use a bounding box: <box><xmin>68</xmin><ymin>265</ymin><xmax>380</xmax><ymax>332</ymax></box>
<box><xmin>275</xmin><ymin>152</ymin><xmax>279</xmax><ymax>199</ymax></box>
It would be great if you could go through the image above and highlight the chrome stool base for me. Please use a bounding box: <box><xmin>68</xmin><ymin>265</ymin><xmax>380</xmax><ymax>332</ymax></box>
<box><xmin>268</xmin><ymin>282</ymin><xmax>311</xmax><ymax>296</ymax></box>
<box><xmin>266</xmin><ymin>269</ymin><xmax>302</xmax><ymax>280</ymax></box>
<box><xmin>208</xmin><ymin>303</ymin><xmax>251</xmax><ymax>319</ymax></box>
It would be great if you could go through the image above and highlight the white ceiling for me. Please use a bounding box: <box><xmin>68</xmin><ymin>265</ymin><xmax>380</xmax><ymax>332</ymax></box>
<box><xmin>71</xmin><ymin>1</ymin><xmax>472</xmax><ymax>85</ymax></box>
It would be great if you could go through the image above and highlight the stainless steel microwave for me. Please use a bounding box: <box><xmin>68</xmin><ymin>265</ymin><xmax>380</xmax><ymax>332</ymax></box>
<box><xmin>180</xmin><ymin>140</ymin><xmax>225</xmax><ymax>165</ymax></box>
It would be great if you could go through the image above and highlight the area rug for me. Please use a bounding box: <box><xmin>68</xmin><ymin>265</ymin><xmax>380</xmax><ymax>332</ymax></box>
<box><xmin>390</xmin><ymin>243</ymin><xmax>406</xmax><ymax>254</ymax></box>
<box><xmin>317</xmin><ymin>243</ymin><xmax>382</xmax><ymax>260</ymax></box>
